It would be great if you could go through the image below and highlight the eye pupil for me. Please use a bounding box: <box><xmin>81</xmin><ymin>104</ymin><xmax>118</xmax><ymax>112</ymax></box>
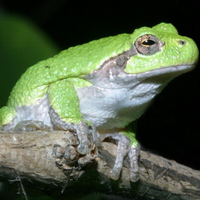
<box><xmin>142</xmin><ymin>39</ymin><xmax>155</xmax><ymax>46</ymax></box>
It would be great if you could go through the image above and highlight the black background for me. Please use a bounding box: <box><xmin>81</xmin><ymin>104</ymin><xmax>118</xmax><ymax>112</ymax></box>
<box><xmin>0</xmin><ymin>0</ymin><xmax>199</xmax><ymax>170</ymax></box>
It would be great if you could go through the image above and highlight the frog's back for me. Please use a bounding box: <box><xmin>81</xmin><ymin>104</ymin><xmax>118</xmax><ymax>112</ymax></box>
<box><xmin>7</xmin><ymin>33</ymin><xmax>131</xmax><ymax>107</ymax></box>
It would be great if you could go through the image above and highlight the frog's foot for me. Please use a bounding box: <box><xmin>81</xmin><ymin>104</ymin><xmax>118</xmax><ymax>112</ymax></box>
<box><xmin>78</xmin><ymin>142</ymin><xmax>98</xmax><ymax>169</ymax></box>
<box><xmin>14</xmin><ymin>120</ymin><xmax>51</xmax><ymax>131</ymax></box>
<box><xmin>101</xmin><ymin>133</ymin><xmax>140</xmax><ymax>182</ymax></box>
<box><xmin>53</xmin><ymin>141</ymin><xmax>84</xmax><ymax>182</ymax></box>
<box><xmin>53</xmin><ymin>141</ymin><xmax>80</xmax><ymax>167</ymax></box>
<box><xmin>54</xmin><ymin>120</ymin><xmax>99</xmax><ymax>166</ymax></box>
<box><xmin>75</xmin><ymin>121</ymin><xmax>100</xmax><ymax>169</ymax></box>
<box><xmin>53</xmin><ymin>132</ymin><xmax>98</xmax><ymax>180</ymax></box>
<box><xmin>75</xmin><ymin>121</ymin><xmax>101</xmax><ymax>156</ymax></box>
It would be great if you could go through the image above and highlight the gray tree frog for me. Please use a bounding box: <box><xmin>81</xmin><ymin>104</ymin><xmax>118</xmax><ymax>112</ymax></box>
<box><xmin>0</xmin><ymin>23</ymin><xmax>198</xmax><ymax>182</ymax></box>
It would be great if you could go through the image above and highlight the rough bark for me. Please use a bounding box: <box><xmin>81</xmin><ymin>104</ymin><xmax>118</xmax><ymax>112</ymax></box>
<box><xmin>0</xmin><ymin>130</ymin><xmax>200</xmax><ymax>200</ymax></box>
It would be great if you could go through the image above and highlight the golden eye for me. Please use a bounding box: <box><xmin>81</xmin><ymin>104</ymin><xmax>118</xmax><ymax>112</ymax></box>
<box><xmin>135</xmin><ymin>34</ymin><xmax>164</xmax><ymax>55</ymax></box>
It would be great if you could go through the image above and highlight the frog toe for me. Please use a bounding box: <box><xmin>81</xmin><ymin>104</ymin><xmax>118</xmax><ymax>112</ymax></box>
<box><xmin>128</xmin><ymin>145</ymin><xmax>140</xmax><ymax>182</ymax></box>
<box><xmin>110</xmin><ymin>166</ymin><xmax>121</xmax><ymax>180</ymax></box>
<box><xmin>77</xmin><ymin>144</ymin><xmax>89</xmax><ymax>155</ymax></box>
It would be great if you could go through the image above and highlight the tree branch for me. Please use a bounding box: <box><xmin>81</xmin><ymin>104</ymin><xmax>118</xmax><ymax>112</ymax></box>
<box><xmin>0</xmin><ymin>131</ymin><xmax>200</xmax><ymax>199</ymax></box>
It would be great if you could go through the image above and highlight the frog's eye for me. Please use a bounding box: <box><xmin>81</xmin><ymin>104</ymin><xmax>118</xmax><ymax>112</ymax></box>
<box><xmin>135</xmin><ymin>34</ymin><xmax>163</xmax><ymax>55</ymax></box>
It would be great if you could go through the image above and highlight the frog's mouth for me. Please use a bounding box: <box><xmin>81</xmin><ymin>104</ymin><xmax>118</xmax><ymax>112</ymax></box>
<box><xmin>86</xmin><ymin>63</ymin><xmax>195</xmax><ymax>90</ymax></box>
<box><xmin>132</xmin><ymin>63</ymin><xmax>196</xmax><ymax>81</ymax></box>
<box><xmin>117</xmin><ymin>63</ymin><xmax>196</xmax><ymax>89</ymax></box>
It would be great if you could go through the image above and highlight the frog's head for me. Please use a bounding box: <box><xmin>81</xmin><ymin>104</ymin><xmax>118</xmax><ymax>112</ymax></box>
<box><xmin>126</xmin><ymin>23</ymin><xmax>198</xmax><ymax>77</ymax></box>
<box><xmin>86</xmin><ymin>23</ymin><xmax>198</xmax><ymax>88</ymax></box>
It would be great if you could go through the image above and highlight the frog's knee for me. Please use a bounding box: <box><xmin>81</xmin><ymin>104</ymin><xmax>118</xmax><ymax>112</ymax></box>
<box><xmin>0</xmin><ymin>106</ymin><xmax>17</xmax><ymax>130</ymax></box>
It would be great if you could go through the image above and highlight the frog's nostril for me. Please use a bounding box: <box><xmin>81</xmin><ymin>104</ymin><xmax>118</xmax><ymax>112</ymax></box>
<box><xmin>178</xmin><ymin>40</ymin><xmax>186</xmax><ymax>45</ymax></box>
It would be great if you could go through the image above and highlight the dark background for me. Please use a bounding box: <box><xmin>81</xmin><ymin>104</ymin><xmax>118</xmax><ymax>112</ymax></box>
<box><xmin>0</xmin><ymin>0</ymin><xmax>199</xmax><ymax>171</ymax></box>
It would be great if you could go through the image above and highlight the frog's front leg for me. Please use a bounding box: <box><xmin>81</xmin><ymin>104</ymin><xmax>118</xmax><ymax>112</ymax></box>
<box><xmin>109</xmin><ymin>133</ymin><xmax>130</xmax><ymax>180</ymax></box>
<box><xmin>101</xmin><ymin>126</ymin><xmax>140</xmax><ymax>182</ymax></box>
<box><xmin>48</xmin><ymin>79</ymin><xmax>95</xmax><ymax>157</ymax></box>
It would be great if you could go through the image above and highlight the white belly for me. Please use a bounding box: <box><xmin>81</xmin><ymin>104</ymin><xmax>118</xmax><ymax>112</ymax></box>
<box><xmin>76</xmin><ymin>81</ymin><xmax>165</xmax><ymax>130</ymax></box>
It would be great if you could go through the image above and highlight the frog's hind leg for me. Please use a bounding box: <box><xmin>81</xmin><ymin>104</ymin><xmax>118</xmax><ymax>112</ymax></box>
<box><xmin>3</xmin><ymin>94</ymin><xmax>53</xmax><ymax>131</ymax></box>
<box><xmin>0</xmin><ymin>103</ymin><xmax>52</xmax><ymax>131</ymax></box>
